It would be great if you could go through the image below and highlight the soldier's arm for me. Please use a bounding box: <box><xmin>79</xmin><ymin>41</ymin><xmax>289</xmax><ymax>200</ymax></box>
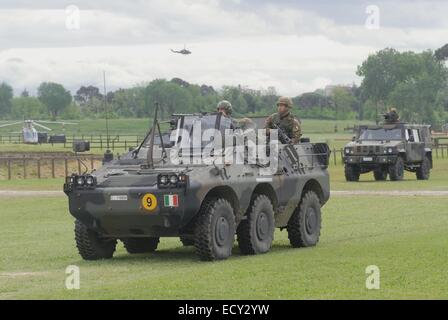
<box><xmin>264</xmin><ymin>115</ymin><xmax>274</xmax><ymax>129</ymax></box>
<box><xmin>292</xmin><ymin>119</ymin><xmax>302</xmax><ymax>144</ymax></box>
<box><xmin>264</xmin><ymin>115</ymin><xmax>274</xmax><ymax>135</ymax></box>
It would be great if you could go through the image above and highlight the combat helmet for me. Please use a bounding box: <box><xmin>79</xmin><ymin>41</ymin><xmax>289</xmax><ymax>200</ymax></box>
<box><xmin>217</xmin><ymin>100</ymin><xmax>233</xmax><ymax>115</ymax></box>
<box><xmin>276</xmin><ymin>96</ymin><xmax>293</xmax><ymax>109</ymax></box>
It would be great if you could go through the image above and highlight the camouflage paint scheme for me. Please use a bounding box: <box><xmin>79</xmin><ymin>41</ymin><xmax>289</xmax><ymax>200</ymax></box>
<box><xmin>64</xmin><ymin>113</ymin><xmax>330</xmax><ymax>239</ymax></box>
<box><xmin>343</xmin><ymin>123</ymin><xmax>432</xmax><ymax>174</ymax></box>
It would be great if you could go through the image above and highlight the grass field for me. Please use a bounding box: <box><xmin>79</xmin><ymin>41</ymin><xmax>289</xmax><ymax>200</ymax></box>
<box><xmin>1</xmin><ymin>118</ymin><xmax>447</xmax><ymax>300</ymax></box>
<box><xmin>0</xmin><ymin>194</ymin><xmax>447</xmax><ymax>299</ymax></box>
<box><xmin>0</xmin><ymin>118</ymin><xmax>369</xmax><ymax>136</ymax></box>
<box><xmin>1</xmin><ymin>158</ymin><xmax>447</xmax><ymax>191</ymax></box>
<box><xmin>0</xmin><ymin>118</ymin><xmax>367</xmax><ymax>152</ymax></box>
<box><xmin>330</xmin><ymin>158</ymin><xmax>448</xmax><ymax>191</ymax></box>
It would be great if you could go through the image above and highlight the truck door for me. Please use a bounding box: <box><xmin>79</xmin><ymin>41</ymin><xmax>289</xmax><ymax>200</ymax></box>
<box><xmin>405</xmin><ymin>128</ymin><xmax>424</xmax><ymax>162</ymax></box>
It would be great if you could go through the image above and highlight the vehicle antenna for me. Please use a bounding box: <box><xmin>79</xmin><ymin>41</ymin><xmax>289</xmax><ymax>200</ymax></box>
<box><xmin>103</xmin><ymin>71</ymin><xmax>110</xmax><ymax>150</ymax></box>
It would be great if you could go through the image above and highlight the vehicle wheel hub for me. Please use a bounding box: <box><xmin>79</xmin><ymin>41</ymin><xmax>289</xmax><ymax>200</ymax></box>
<box><xmin>305</xmin><ymin>208</ymin><xmax>317</xmax><ymax>234</ymax></box>
<box><xmin>215</xmin><ymin>216</ymin><xmax>229</xmax><ymax>246</ymax></box>
<box><xmin>256</xmin><ymin>212</ymin><xmax>268</xmax><ymax>240</ymax></box>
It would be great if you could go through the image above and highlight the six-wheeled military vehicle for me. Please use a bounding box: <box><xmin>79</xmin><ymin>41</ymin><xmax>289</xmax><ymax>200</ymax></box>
<box><xmin>64</xmin><ymin>109</ymin><xmax>331</xmax><ymax>261</ymax></box>
<box><xmin>343</xmin><ymin>122</ymin><xmax>432</xmax><ymax>181</ymax></box>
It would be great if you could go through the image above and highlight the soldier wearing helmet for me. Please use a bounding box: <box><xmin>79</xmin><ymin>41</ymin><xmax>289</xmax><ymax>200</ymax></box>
<box><xmin>217</xmin><ymin>100</ymin><xmax>238</xmax><ymax>129</ymax></box>
<box><xmin>384</xmin><ymin>107</ymin><xmax>400</xmax><ymax>124</ymax></box>
<box><xmin>265</xmin><ymin>96</ymin><xmax>302</xmax><ymax>144</ymax></box>
<box><xmin>217</xmin><ymin>100</ymin><xmax>233</xmax><ymax>117</ymax></box>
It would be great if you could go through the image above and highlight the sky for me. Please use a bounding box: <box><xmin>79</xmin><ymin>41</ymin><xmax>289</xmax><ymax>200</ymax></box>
<box><xmin>0</xmin><ymin>0</ymin><xmax>447</xmax><ymax>96</ymax></box>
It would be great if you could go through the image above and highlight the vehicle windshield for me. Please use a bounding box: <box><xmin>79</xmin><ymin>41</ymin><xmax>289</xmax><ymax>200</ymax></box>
<box><xmin>176</xmin><ymin>114</ymin><xmax>221</xmax><ymax>149</ymax></box>
<box><xmin>358</xmin><ymin>128</ymin><xmax>402</xmax><ymax>140</ymax></box>
<box><xmin>141</xmin><ymin>114</ymin><xmax>220</xmax><ymax>148</ymax></box>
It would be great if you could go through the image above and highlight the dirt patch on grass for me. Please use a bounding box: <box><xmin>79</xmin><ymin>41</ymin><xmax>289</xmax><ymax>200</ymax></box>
<box><xmin>0</xmin><ymin>190</ymin><xmax>63</xmax><ymax>197</ymax></box>
<box><xmin>0</xmin><ymin>271</ymin><xmax>49</xmax><ymax>278</ymax></box>
<box><xmin>332</xmin><ymin>190</ymin><xmax>448</xmax><ymax>196</ymax></box>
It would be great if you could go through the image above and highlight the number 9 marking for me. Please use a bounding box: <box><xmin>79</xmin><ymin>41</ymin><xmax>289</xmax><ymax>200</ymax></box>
<box><xmin>142</xmin><ymin>193</ymin><xmax>157</xmax><ymax>212</ymax></box>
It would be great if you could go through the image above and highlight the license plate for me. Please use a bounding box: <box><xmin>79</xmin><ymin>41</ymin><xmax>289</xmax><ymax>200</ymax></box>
<box><xmin>111</xmin><ymin>195</ymin><xmax>128</xmax><ymax>201</ymax></box>
<box><xmin>363</xmin><ymin>157</ymin><xmax>373</xmax><ymax>162</ymax></box>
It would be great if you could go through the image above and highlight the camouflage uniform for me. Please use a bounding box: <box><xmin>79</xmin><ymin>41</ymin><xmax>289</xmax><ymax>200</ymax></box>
<box><xmin>265</xmin><ymin>97</ymin><xmax>302</xmax><ymax>144</ymax></box>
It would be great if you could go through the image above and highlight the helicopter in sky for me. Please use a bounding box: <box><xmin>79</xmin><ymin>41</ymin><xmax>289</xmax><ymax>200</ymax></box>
<box><xmin>0</xmin><ymin>120</ymin><xmax>77</xmax><ymax>144</ymax></box>
<box><xmin>171</xmin><ymin>44</ymin><xmax>192</xmax><ymax>55</ymax></box>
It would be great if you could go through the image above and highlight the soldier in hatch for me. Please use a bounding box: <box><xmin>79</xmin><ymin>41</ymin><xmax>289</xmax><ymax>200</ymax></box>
<box><xmin>265</xmin><ymin>96</ymin><xmax>302</xmax><ymax>144</ymax></box>
<box><xmin>384</xmin><ymin>107</ymin><xmax>400</xmax><ymax>124</ymax></box>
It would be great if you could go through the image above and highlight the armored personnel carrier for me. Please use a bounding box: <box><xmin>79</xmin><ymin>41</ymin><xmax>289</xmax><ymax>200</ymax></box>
<box><xmin>64</xmin><ymin>108</ymin><xmax>330</xmax><ymax>261</ymax></box>
<box><xmin>343</xmin><ymin>122</ymin><xmax>432</xmax><ymax>181</ymax></box>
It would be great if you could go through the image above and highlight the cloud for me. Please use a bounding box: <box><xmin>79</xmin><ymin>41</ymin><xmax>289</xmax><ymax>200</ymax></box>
<box><xmin>0</xmin><ymin>0</ymin><xmax>447</xmax><ymax>96</ymax></box>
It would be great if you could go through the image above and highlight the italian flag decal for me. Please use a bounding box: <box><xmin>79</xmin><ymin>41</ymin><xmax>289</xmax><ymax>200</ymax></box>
<box><xmin>164</xmin><ymin>194</ymin><xmax>179</xmax><ymax>207</ymax></box>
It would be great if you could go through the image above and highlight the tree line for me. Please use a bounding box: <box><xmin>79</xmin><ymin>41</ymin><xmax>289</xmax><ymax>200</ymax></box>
<box><xmin>0</xmin><ymin>45</ymin><xmax>447</xmax><ymax>126</ymax></box>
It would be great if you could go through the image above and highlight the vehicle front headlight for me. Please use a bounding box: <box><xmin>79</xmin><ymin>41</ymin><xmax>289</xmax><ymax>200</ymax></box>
<box><xmin>388</xmin><ymin>148</ymin><xmax>393</xmax><ymax>153</ymax></box>
<box><xmin>169</xmin><ymin>175</ymin><xmax>178</xmax><ymax>184</ymax></box>
<box><xmin>85</xmin><ymin>175</ymin><xmax>95</xmax><ymax>186</ymax></box>
<box><xmin>345</xmin><ymin>148</ymin><xmax>351</xmax><ymax>154</ymax></box>
<box><xmin>76</xmin><ymin>176</ymin><xmax>85</xmax><ymax>186</ymax></box>
<box><xmin>159</xmin><ymin>175</ymin><xmax>169</xmax><ymax>185</ymax></box>
<box><xmin>158</xmin><ymin>173</ymin><xmax>188</xmax><ymax>188</ymax></box>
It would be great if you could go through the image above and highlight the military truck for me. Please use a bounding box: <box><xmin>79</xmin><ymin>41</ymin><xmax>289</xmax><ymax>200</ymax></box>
<box><xmin>343</xmin><ymin>122</ymin><xmax>432</xmax><ymax>181</ymax></box>
<box><xmin>64</xmin><ymin>109</ymin><xmax>330</xmax><ymax>261</ymax></box>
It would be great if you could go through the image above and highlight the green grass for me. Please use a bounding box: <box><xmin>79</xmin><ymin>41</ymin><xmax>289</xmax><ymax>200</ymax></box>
<box><xmin>0</xmin><ymin>143</ymin><xmax>112</xmax><ymax>155</ymax></box>
<box><xmin>0</xmin><ymin>118</ymin><xmax>369</xmax><ymax>136</ymax></box>
<box><xmin>0</xmin><ymin>195</ymin><xmax>447</xmax><ymax>299</ymax></box>
<box><xmin>0</xmin><ymin>119</ymin><xmax>152</xmax><ymax>136</ymax></box>
<box><xmin>0</xmin><ymin>118</ymin><xmax>369</xmax><ymax>152</ymax></box>
<box><xmin>0</xmin><ymin>178</ymin><xmax>64</xmax><ymax>190</ymax></box>
<box><xmin>0</xmin><ymin>144</ymin><xmax>75</xmax><ymax>153</ymax></box>
<box><xmin>2</xmin><ymin>158</ymin><xmax>447</xmax><ymax>192</ymax></box>
<box><xmin>329</xmin><ymin>158</ymin><xmax>448</xmax><ymax>191</ymax></box>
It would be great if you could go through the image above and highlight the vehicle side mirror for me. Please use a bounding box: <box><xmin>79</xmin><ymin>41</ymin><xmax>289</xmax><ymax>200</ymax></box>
<box><xmin>352</xmin><ymin>136</ymin><xmax>356</xmax><ymax>142</ymax></box>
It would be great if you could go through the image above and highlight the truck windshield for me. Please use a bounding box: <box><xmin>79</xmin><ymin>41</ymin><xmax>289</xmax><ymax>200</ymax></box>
<box><xmin>359</xmin><ymin>128</ymin><xmax>402</xmax><ymax>140</ymax></box>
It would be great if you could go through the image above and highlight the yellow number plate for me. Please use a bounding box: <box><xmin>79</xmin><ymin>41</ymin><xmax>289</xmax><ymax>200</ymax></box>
<box><xmin>141</xmin><ymin>193</ymin><xmax>157</xmax><ymax>212</ymax></box>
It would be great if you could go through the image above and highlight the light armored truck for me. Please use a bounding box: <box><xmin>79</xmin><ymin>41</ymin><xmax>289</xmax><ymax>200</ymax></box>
<box><xmin>343</xmin><ymin>123</ymin><xmax>432</xmax><ymax>181</ymax></box>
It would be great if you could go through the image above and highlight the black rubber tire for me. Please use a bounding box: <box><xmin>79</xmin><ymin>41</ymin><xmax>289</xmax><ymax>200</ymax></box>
<box><xmin>373</xmin><ymin>169</ymin><xmax>388</xmax><ymax>181</ymax></box>
<box><xmin>122</xmin><ymin>237</ymin><xmax>159</xmax><ymax>254</ymax></box>
<box><xmin>345</xmin><ymin>164</ymin><xmax>360</xmax><ymax>181</ymax></box>
<box><xmin>416</xmin><ymin>156</ymin><xmax>431</xmax><ymax>180</ymax></box>
<box><xmin>287</xmin><ymin>191</ymin><xmax>322</xmax><ymax>248</ymax></box>
<box><xmin>237</xmin><ymin>194</ymin><xmax>275</xmax><ymax>255</ymax></box>
<box><xmin>75</xmin><ymin>220</ymin><xmax>117</xmax><ymax>260</ymax></box>
<box><xmin>180</xmin><ymin>236</ymin><xmax>195</xmax><ymax>246</ymax></box>
<box><xmin>194</xmin><ymin>198</ymin><xmax>235</xmax><ymax>261</ymax></box>
<box><xmin>389</xmin><ymin>157</ymin><xmax>404</xmax><ymax>181</ymax></box>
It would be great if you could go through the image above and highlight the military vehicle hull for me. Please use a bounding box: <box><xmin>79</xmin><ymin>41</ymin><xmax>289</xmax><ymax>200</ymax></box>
<box><xmin>65</xmin><ymin>112</ymin><xmax>330</xmax><ymax>261</ymax></box>
<box><xmin>66</xmin><ymin>156</ymin><xmax>330</xmax><ymax>238</ymax></box>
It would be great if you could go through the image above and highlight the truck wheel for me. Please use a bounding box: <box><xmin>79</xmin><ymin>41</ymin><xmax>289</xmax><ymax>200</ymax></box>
<box><xmin>180</xmin><ymin>236</ymin><xmax>195</xmax><ymax>246</ymax></box>
<box><xmin>287</xmin><ymin>191</ymin><xmax>321</xmax><ymax>248</ymax></box>
<box><xmin>373</xmin><ymin>169</ymin><xmax>387</xmax><ymax>181</ymax></box>
<box><xmin>345</xmin><ymin>164</ymin><xmax>360</xmax><ymax>181</ymax></box>
<box><xmin>389</xmin><ymin>157</ymin><xmax>404</xmax><ymax>181</ymax></box>
<box><xmin>122</xmin><ymin>237</ymin><xmax>159</xmax><ymax>254</ymax></box>
<box><xmin>75</xmin><ymin>220</ymin><xmax>117</xmax><ymax>260</ymax></box>
<box><xmin>416</xmin><ymin>156</ymin><xmax>431</xmax><ymax>180</ymax></box>
<box><xmin>194</xmin><ymin>198</ymin><xmax>235</xmax><ymax>261</ymax></box>
<box><xmin>237</xmin><ymin>194</ymin><xmax>275</xmax><ymax>255</ymax></box>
